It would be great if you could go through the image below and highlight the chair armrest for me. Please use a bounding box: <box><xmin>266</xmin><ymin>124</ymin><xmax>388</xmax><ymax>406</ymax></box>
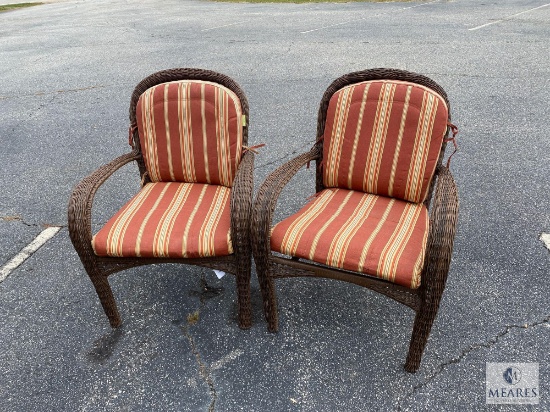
<box><xmin>251</xmin><ymin>145</ymin><xmax>322</xmax><ymax>259</ymax></box>
<box><xmin>230</xmin><ymin>150</ymin><xmax>255</xmax><ymax>253</ymax></box>
<box><xmin>68</xmin><ymin>150</ymin><xmax>141</xmax><ymax>259</ymax></box>
<box><xmin>421</xmin><ymin>166</ymin><xmax>459</xmax><ymax>293</ymax></box>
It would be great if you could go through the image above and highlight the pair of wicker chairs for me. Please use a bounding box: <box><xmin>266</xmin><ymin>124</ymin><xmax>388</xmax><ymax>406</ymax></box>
<box><xmin>68</xmin><ymin>68</ymin><xmax>458</xmax><ymax>372</ymax></box>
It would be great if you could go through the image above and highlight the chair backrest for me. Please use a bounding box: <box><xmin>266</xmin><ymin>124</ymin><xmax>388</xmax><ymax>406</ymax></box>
<box><xmin>321</xmin><ymin>79</ymin><xmax>449</xmax><ymax>204</ymax></box>
<box><xmin>135</xmin><ymin>80</ymin><xmax>244</xmax><ymax>187</ymax></box>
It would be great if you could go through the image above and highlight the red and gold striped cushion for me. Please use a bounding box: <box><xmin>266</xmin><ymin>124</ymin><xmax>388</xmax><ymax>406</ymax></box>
<box><xmin>92</xmin><ymin>182</ymin><xmax>233</xmax><ymax>258</ymax></box>
<box><xmin>137</xmin><ymin>80</ymin><xmax>243</xmax><ymax>187</ymax></box>
<box><xmin>270</xmin><ymin>188</ymin><xmax>429</xmax><ymax>288</ymax></box>
<box><xmin>323</xmin><ymin>80</ymin><xmax>448</xmax><ymax>203</ymax></box>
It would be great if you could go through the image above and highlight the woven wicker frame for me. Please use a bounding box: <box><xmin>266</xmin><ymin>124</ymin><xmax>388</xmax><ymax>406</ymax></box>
<box><xmin>251</xmin><ymin>68</ymin><xmax>459</xmax><ymax>372</ymax></box>
<box><xmin>68</xmin><ymin>68</ymin><xmax>254</xmax><ymax>329</ymax></box>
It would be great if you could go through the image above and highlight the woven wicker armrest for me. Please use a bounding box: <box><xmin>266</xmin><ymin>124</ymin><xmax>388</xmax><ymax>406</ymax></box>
<box><xmin>68</xmin><ymin>150</ymin><xmax>141</xmax><ymax>256</ymax></box>
<box><xmin>251</xmin><ymin>146</ymin><xmax>321</xmax><ymax>258</ymax></box>
<box><xmin>230</xmin><ymin>150</ymin><xmax>255</xmax><ymax>261</ymax></box>
<box><xmin>421</xmin><ymin>166</ymin><xmax>459</xmax><ymax>292</ymax></box>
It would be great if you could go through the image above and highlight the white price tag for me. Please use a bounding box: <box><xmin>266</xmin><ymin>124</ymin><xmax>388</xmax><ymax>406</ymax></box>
<box><xmin>213</xmin><ymin>270</ymin><xmax>226</xmax><ymax>279</ymax></box>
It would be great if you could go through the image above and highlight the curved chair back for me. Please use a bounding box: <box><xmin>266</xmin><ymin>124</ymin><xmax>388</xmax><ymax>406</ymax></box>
<box><xmin>128</xmin><ymin>69</ymin><xmax>249</xmax><ymax>186</ymax></box>
<box><xmin>320</xmin><ymin>80</ymin><xmax>449</xmax><ymax>203</ymax></box>
<box><xmin>315</xmin><ymin>68</ymin><xmax>452</xmax><ymax>204</ymax></box>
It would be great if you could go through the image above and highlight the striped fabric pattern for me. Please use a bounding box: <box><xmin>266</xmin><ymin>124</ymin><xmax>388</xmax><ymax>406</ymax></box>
<box><xmin>137</xmin><ymin>80</ymin><xmax>243</xmax><ymax>187</ymax></box>
<box><xmin>270</xmin><ymin>188</ymin><xmax>429</xmax><ymax>288</ymax></box>
<box><xmin>92</xmin><ymin>182</ymin><xmax>233</xmax><ymax>258</ymax></box>
<box><xmin>323</xmin><ymin>80</ymin><xmax>448</xmax><ymax>203</ymax></box>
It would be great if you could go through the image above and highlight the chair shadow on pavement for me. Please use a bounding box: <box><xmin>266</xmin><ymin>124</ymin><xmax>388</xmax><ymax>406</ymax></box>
<box><xmin>85</xmin><ymin>326</ymin><xmax>125</xmax><ymax>365</ymax></box>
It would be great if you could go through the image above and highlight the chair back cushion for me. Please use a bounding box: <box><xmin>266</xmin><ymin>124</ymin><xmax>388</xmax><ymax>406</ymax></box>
<box><xmin>322</xmin><ymin>80</ymin><xmax>448</xmax><ymax>203</ymax></box>
<box><xmin>136</xmin><ymin>80</ymin><xmax>243</xmax><ymax>187</ymax></box>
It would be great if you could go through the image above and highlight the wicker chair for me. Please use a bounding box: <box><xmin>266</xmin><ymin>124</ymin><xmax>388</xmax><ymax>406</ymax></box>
<box><xmin>252</xmin><ymin>68</ymin><xmax>459</xmax><ymax>372</ymax></box>
<box><xmin>69</xmin><ymin>68</ymin><xmax>254</xmax><ymax>329</ymax></box>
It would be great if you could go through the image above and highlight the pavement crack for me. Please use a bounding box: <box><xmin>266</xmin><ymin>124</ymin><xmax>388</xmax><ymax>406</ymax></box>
<box><xmin>179</xmin><ymin>321</ymin><xmax>217</xmax><ymax>412</ymax></box>
<box><xmin>398</xmin><ymin>315</ymin><xmax>550</xmax><ymax>410</ymax></box>
<box><xmin>286</xmin><ymin>40</ymin><xmax>294</xmax><ymax>54</ymax></box>
<box><xmin>0</xmin><ymin>215</ymin><xmax>66</xmax><ymax>229</ymax></box>
<box><xmin>0</xmin><ymin>85</ymin><xmax>108</xmax><ymax>101</ymax></box>
<box><xmin>0</xmin><ymin>215</ymin><xmax>24</xmax><ymax>223</ymax></box>
<box><xmin>176</xmin><ymin>271</ymin><xmax>222</xmax><ymax>411</ymax></box>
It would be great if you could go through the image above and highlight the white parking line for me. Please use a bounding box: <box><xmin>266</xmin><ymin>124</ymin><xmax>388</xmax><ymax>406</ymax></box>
<box><xmin>201</xmin><ymin>21</ymin><xmax>246</xmax><ymax>32</ymax></box>
<box><xmin>300</xmin><ymin>0</ymin><xmax>439</xmax><ymax>34</ymax></box>
<box><xmin>210</xmin><ymin>348</ymin><xmax>244</xmax><ymax>371</ymax></box>
<box><xmin>469</xmin><ymin>3</ymin><xmax>550</xmax><ymax>31</ymax></box>
<box><xmin>0</xmin><ymin>226</ymin><xmax>61</xmax><ymax>283</ymax></box>
<box><xmin>541</xmin><ymin>233</ymin><xmax>550</xmax><ymax>251</ymax></box>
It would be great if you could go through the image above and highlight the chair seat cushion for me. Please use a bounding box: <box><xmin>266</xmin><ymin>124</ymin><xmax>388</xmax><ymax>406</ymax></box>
<box><xmin>270</xmin><ymin>188</ymin><xmax>429</xmax><ymax>288</ymax></box>
<box><xmin>92</xmin><ymin>182</ymin><xmax>233</xmax><ymax>258</ymax></box>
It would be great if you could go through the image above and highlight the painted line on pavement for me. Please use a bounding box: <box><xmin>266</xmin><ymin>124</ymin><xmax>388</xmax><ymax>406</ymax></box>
<box><xmin>0</xmin><ymin>226</ymin><xmax>61</xmax><ymax>283</ymax></box>
<box><xmin>210</xmin><ymin>348</ymin><xmax>244</xmax><ymax>371</ymax></box>
<box><xmin>540</xmin><ymin>233</ymin><xmax>550</xmax><ymax>251</ymax></box>
<box><xmin>300</xmin><ymin>0</ymin><xmax>439</xmax><ymax>34</ymax></box>
<box><xmin>469</xmin><ymin>3</ymin><xmax>550</xmax><ymax>31</ymax></box>
<box><xmin>201</xmin><ymin>21</ymin><xmax>246</xmax><ymax>32</ymax></box>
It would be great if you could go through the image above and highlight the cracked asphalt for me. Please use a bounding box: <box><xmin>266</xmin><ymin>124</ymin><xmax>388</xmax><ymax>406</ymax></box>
<box><xmin>1</xmin><ymin>0</ymin><xmax>549</xmax><ymax>410</ymax></box>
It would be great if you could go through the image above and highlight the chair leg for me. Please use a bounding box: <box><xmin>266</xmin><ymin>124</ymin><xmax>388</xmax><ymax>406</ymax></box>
<box><xmin>235</xmin><ymin>265</ymin><xmax>252</xmax><ymax>330</ymax></box>
<box><xmin>256</xmin><ymin>263</ymin><xmax>279</xmax><ymax>333</ymax></box>
<box><xmin>88</xmin><ymin>272</ymin><xmax>122</xmax><ymax>328</ymax></box>
<box><xmin>404</xmin><ymin>298</ymin><xmax>440</xmax><ymax>373</ymax></box>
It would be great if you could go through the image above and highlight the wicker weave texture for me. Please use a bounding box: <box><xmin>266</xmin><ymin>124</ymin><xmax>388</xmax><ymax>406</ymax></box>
<box><xmin>251</xmin><ymin>68</ymin><xmax>459</xmax><ymax>372</ymax></box>
<box><xmin>68</xmin><ymin>68</ymin><xmax>253</xmax><ymax>329</ymax></box>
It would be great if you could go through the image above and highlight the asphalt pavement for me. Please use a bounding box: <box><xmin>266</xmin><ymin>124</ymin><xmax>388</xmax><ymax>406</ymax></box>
<box><xmin>1</xmin><ymin>0</ymin><xmax>549</xmax><ymax>410</ymax></box>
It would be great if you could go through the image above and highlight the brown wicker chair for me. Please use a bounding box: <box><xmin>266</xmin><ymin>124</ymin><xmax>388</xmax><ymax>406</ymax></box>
<box><xmin>69</xmin><ymin>68</ymin><xmax>254</xmax><ymax>329</ymax></box>
<box><xmin>251</xmin><ymin>68</ymin><xmax>459</xmax><ymax>372</ymax></box>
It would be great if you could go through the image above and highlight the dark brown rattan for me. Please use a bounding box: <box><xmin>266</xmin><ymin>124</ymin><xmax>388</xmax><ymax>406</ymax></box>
<box><xmin>68</xmin><ymin>68</ymin><xmax>254</xmax><ymax>329</ymax></box>
<box><xmin>251</xmin><ymin>68</ymin><xmax>459</xmax><ymax>372</ymax></box>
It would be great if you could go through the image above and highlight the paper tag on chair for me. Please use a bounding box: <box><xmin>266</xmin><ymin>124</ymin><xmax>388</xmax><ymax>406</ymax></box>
<box><xmin>213</xmin><ymin>270</ymin><xmax>226</xmax><ymax>279</ymax></box>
